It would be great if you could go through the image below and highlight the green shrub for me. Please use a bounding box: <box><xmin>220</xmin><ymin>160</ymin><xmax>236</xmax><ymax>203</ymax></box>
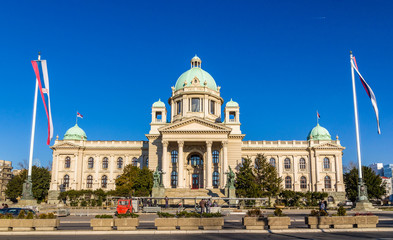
<box><xmin>5</xmin><ymin>213</ymin><xmax>13</xmax><ymax>219</ymax></box>
<box><xmin>26</xmin><ymin>212</ymin><xmax>34</xmax><ymax>219</ymax></box>
<box><xmin>201</xmin><ymin>212</ymin><xmax>224</xmax><ymax>218</ymax></box>
<box><xmin>176</xmin><ymin>211</ymin><xmax>200</xmax><ymax>218</ymax></box>
<box><xmin>39</xmin><ymin>213</ymin><xmax>47</xmax><ymax>219</ymax></box>
<box><xmin>157</xmin><ymin>212</ymin><xmax>175</xmax><ymax>218</ymax></box>
<box><xmin>273</xmin><ymin>208</ymin><xmax>283</xmax><ymax>217</ymax></box>
<box><xmin>0</xmin><ymin>214</ymin><xmax>4</xmax><ymax>219</ymax></box>
<box><xmin>309</xmin><ymin>209</ymin><xmax>328</xmax><ymax>216</ymax></box>
<box><xmin>246</xmin><ymin>209</ymin><xmax>261</xmax><ymax>217</ymax></box>
<box><xmin>337</xmin><ymin>206</ymin><xmax>346</xmax><ymax>216</ymax></box>
<box><xmin>117</xmin><ymin>213</ymin><xmax>139</xmax><ymax>218</ymax></box>
<box><xmin>97</xmin><ymin>199</ymin><xmax>103</xmax><ymax>207</ymax></box>
<box><xmin>70</xmin><ymin>201</ymin><xmax>79</xmax><ymax>207</ymax></box>
<box><xmin>47</xmin><ymin>212</ymin><xmax>56</xmax><ymax>219</ymax></box>
<box><xmin>81</xmin><ymin>200</ymin><xmax>88</xmax><ymax>207</ymax></box>
<box><xmin>17</xmin><ymin>210</ymin><xmax>26</xmax><ymax>219</ymax></box>
<box><xmin>95</xmin><ymin>214</ymin><xmax>113</xmax><ymax>218</ymax></box>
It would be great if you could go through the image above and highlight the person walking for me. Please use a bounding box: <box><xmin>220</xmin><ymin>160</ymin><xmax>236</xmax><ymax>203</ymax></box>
<box><xmin>199</xmin><ymin>199</ymin><xmax>206</xmax><ymax>213</ymax></box>
<box><xmin>165</xmin><ymin>196</ymin><xmax>169</xmax><ymax>209</ymax></box>
<box><xmin>206</xmin><ymin>199</ymin><xmax>212</xmax><ymax>213</ymax></box>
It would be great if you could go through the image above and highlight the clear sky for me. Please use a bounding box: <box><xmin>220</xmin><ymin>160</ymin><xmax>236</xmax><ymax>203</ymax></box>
<box><xmin>0</xmin><ymin>0</ymin><xmax>392</xmax><ymax>170</ymax></box>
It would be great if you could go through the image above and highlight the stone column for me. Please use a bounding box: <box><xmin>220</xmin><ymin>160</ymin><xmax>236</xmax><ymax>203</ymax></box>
<box><xmin>74</xmin><ymin>154</ymin><xmax>78</xmax><ymax>190</ymax></box>
<box><xmin>95</xmin><ymin>155</ymin><xmax>100</xmax><ymax>190</ymax></box>
<box><xmin>162</xmin><ymin>141</ymin><xmax>169</xmax><ymax>188</ymax></box>
<box><xmin>206</xmin><ymin>141</ymin><xmax>213</xmax><ymax>188</ymax></box>
<box><xmin>293</xmin><ymin>156</ymin><xmax>298</xmax><ymax>191</ymax></box>
<box><xmin>178</xmin><ymin>141</ymin><xmax>184</xmax><ymax>188</ymax></box>
<box><xmin>315</xmin><ymin>153</ymin><xmax>320</xmax><ymax>191</ymax></box>
<box><xmin>222</xmin><ymin>141</ymin><xmax>228</xmax><ymax>187</ymax></box>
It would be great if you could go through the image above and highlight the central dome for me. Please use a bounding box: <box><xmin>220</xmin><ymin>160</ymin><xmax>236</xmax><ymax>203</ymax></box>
<box><xmin>174</xmin><ymin>56</ymin><xmax>217</xmax><ymax>91</ymax></box>
<box><xmin>64</xmin><ymin>124</ymin><xmax>87</xmax><ymax>140</ymax></box>
<box><xmin>307</xmin><ymin>124</ymin><xmax>331</xmax><ymax>141</ymax></box>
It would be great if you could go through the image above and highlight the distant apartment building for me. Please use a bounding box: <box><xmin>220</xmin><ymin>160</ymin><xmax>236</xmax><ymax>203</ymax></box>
<box><xmin>370</xmin><ymin>163</ymin><xmax>384</xmax><ymax>176</ymax></box>
<box><xmin>0</xmin><ymin>160</ymin><xmax>12</xmax><ymax>201</ymax></box>
<box><xmin>384</xmin><ymin>164</ymin><xmax>393</xmax><ymax>178</ymax></box>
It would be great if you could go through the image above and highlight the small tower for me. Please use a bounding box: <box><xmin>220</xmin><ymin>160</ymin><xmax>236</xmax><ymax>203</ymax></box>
<box><xmin>149</xmin><ymin>99</ymin><xmax>167</xmax><ymax>134</ymax></box>
<box><xmin>191</xmin><ymin>55</ymin><xmax>201</xmax><ymax>68</ymax></box>
<box><xmin>224</xmin><ymin>99</ymin><xmax>241</xmax><ymax>134</ymax></box>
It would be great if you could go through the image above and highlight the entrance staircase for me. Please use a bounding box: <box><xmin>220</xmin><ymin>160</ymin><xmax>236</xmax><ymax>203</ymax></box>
<box><xmin>165</xmin><ymin>188</ymin><xmax>227</xmax><ymax>206</ymax></box>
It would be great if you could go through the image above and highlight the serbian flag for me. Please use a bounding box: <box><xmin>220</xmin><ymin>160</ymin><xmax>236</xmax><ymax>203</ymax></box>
<box><xmin>317</xmin><ymin>111</ymin><xmax>320</xmax><ymax>119</ymax></box>
<box><xmin>31</xmin><ymin>59</ymin><xmax>54</xmax><ymax>145</ymax></box>
<box><xmin>77</xmin><ymin>112</ymin><xmax>83</xmax><ymax>119</ymax></box>
<box><xmin>351</xmin><ymin>56</ymin><xmax>381</xmax><ymax>134</ymax></box>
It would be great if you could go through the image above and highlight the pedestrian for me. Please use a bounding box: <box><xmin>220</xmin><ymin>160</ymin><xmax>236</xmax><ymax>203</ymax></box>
<box><xmin>206</xmin><ymin>199</ymin><xmax>212</xmax><ymax>213</ymax></box>
<box><xmin>320</xmin><ymin>201</ymin><xmax>325</xmax><ymax>212</ymax></box>
<box><xmin>0</xmin><ymin>203</ymin><xmax>4</xmax><ymax>209</ymax></box>
<box><xmin>324</xmin><ymin>200</ymin><xmax>328</xmax><ymax>211</ymax></box>
<box><xmin>165</xmin><ymin>196</ymin><xmax>169</xmax><ymax>209</ymax></box>
<box><xmin>213</xmin><ymin>200</ymin><xmax>218</xmax><ymax>207</ymax></box>
<box><xmin>199</xmin><ymin>199</ymin><xmax>206</xmax><ymax>213</ymax></box>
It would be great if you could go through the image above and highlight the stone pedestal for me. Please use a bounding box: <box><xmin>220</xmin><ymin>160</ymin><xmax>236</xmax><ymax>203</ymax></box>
<box><xmin>352</xmin><ymin>201</ymin><xmax>380</xmax><ymax>212</ymax></box>
<box><xmin>152</xmin><ymin>187</ymin><xmax>165</xmax><ymax>198</ymax></box>
<box><xmin>226</xmin><ymin>187</ymin><xmax>236</xmax><ymax>205</ymax></box>
<box><xmin>48</xmin><ymin>190</ymin><xmax>61</xmax><ymax>205</ymax></box>
<box><xmin>18</xmin><ymin>199</ymin><xmax>38</xmax><ymax>206</ymax></box>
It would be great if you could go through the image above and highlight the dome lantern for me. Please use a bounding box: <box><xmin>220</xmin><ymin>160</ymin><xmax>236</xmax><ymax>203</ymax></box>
<box><xmin>191</xmin><ymin>55</ymin><xmax>201</xmax><ymax>68</ymax></box>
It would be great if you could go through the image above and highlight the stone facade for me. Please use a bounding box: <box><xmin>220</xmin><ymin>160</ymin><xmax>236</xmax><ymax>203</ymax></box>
<box><xmin>48</xmin><ymin>56</ymin><xmax>346</xmax><ymax>204</ymax></box>
<box><xmin>0</xmin><ymin>160</ymin><xmax>12</xmax><ymax>201</ymax></box>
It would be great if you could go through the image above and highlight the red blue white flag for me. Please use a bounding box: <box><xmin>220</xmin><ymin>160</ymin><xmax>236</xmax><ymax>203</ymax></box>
<box><xmin>77</xmin><ymin>112</ymin><xmax>83</xmax><ymax>119</ymax></box>
<box><xmin>31</xmin><ymin>59</ymin><xmax>54</xmax><ymax>145</ymax></box>
<box><xmin>317</xmin><ymin>111</ymin><xmax>320</xmax><ymax>119</ymax></box>
<box><xmin>351</xmin><ymin>56</ymin><xmax>381</xmax><ymax>134</ymax></box>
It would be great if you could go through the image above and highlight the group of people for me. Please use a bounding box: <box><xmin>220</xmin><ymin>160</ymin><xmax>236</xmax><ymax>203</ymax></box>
<box><xmin>0</xmin><ymin>203</ymin><xmax>9</xmax><ymax>209</ymax></box>
<box><xmin>198</xmin><ymin>199</ymin><xmax>218</xmax><ymax>213</ymax></box>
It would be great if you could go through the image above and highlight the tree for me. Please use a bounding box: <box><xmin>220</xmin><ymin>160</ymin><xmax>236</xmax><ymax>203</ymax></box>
<box><xmin>344</xmin><ymin>166</ymin><xmax>386</xmax><ymax>202</ymax></box>
<box><xmin>254</xmin><ymin>154</ymin><xmax>282</xmax><ymax>200</ymax></box>
<box><xmin>235</xmin><ymin>157</ymin><xmax>260</xmax><ymax>198</ymax></box>
<box><xmin>5</xmin><ymin>166</ymin><xmax>51</xmax><ymax>203</ymax></box>
<box><xmin>115</xmin><ymin>165</ymin><xmax>153</xmax><ymax>197</ymax></box>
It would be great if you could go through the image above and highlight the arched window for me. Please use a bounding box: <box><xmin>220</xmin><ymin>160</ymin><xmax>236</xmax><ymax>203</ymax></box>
<box><xmin>324</xmin><ymin>176</ymin><xmax>331</xmax><ymax>189</ymax></box>
<box><xmin>171</xmin><ymin>171</ymin><xmax>178</xmax><ymax>188</ymax></box>
<box><xmin>171</xmin><ymin>150</ymin><xmax>178</xmax><ymax>164</ymax></box>
<box><xmin>285</xmin><ymin>176</ymin><xmax>292</xmax><ymax>189</ymax></box>
<box><xmin>101</xmin><ymin>175</ymin><xmax>108</xmax><ymax>188</ymax></box>
<box><xmin>270</xmin><ymin>158</ymin><xmax>276</xmax><ymax>168</ymax></box>
<box><xmin>118</xmin><ymin>157</ymin><xmax>124</xmax><ymax>168</ymax></box>
<box><xmin>189</xmin><ymin>155</ymin><xmax>203</xmax><ymax>166</ymax></box>
<box><xmin>63</xmin><ymin>175</ymin><xmax>70</xmax><ymax>187</ymax></box>
<box><xmin>300</xmin><ymin>176</ymin><xmax>307</xmax><ymax>189</ymax></box>
<box><xmin>284</xmin><ymin>158</ymin><xmax>291</xmax><ymax>169</ymax></box>
<box><xmin>213</xmin><ymin>171</ymin><xmax>219</xmax><ymax>187</ymax></box>
<box><xmin>87</xmin><ymin>175</ymin><xmax>93</xmax><ymax>188</ymax></box>
<box><xmin>323</xmin><ymin>157</ymin><xmax>330</xmax><ymax>169</ymax></box>
<box><xmin>102</xmin><ymin>157</ymin><xmax>108</xmax><ymax>169</ymax></box>
<box><xmin>212</xmin><ymin>150</ymin><xmax>219</xmax><ymax>164</ymax></box>
<box><xmin>88</xmin><ymin>157</ymin><xmax>94</xmax><ymax>169</ymax></box>
<box><xmin>328</xmin><ymin>196</ymin><xmax>334</xmax><ymax>203</ymax></box>
<box><xmin>299</xmin><ymin>158</ymin><xmax>306</xmax><ymax>169</ymax></box>
<box><xmin>65</xmin><ymin>157</ymin><xmax>71</xmax><ymax>168</ymax></box>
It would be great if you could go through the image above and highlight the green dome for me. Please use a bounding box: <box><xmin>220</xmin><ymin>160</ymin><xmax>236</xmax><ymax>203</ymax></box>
<box><xmin>174</xmin><ymin>56</ymin><xmax>217</xmax><ymax>91</ymax></box>
<box><xmin>63</xmin><ymin>124</ymin><xmax>87</xmax><ymax>140</ymax></box>
<box><xmin>307</xmin><ymin>124</ymin><xmax>331</xmax><ymax>141</ymax></box>
<box><xmin>152</xmin><ymin>99</ymin><xmax>165</xmax><ymax>108</ymax></box>
<box><xmin>226</xmin><ymin>98</ymin><xmax>239</xmax><ymax>107</ymax></box>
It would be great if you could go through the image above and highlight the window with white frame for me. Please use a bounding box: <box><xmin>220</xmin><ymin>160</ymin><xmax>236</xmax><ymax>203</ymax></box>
<box><xmin>300</xmin><ymin>176</ymin><xmax>307</xmax><ymax>189</ymax></box>
<box><xmin>88</xmin><ymin>157</ymin><xmax>94</xmax><ymax>169</ymax></box>
<box><xmin>270</xmin><ymin>158</ymin><xmax>276</xmax><ymax>168</ymax></box>
<box><xmin>323</xmin><ymin>157</ymin><xmax>330</xmax><ymax>169</ymax></box>
<box><xmin>87</xmin><ymin>175</ymin><xmax>93</xmax><ymax>188</ymax></box>
<box><xmin>324</xmin><ymin>176</ymin><xmax>331</xmax><ymax>189</ymax></box>
<box><xmin>299</xmin><ymin>158</ymin><xmax>306</xmax><ymax>169</ymax></box>
<box><xmin>285</xmin><ymin>176</ymin><xmax>292</xmax><ymax>189</ymax></box>
<box><xmin>102</xmin><ymin>157</ymin><xmax>108</xmax><ymax>169</ymax></box>
<box><xmin>101</xmin><ymin>175</ymin><xmax>108</xmax><ymax>188</ymax></box>
<box><xmin>284</xmin><ymin>158</ymin><xmax>291</xmax><ymax>169</ymax></box>
<box><xmin>65</xmin><ymin>156</ymin><xmax>71</xmax><ymax>168</ymax></box>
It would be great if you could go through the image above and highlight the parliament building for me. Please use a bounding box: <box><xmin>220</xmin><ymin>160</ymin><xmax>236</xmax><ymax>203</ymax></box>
<box><xmin>48</xmin><ymin>56</ymin><xmax>346</xmax><ymax>203</ymax></box>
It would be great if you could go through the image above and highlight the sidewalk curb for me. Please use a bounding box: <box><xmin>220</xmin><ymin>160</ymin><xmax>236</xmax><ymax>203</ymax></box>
<box><xmin>0</xmin><ymin>228</ymin><xmax>392</xmax><ymax>235</ymax></box>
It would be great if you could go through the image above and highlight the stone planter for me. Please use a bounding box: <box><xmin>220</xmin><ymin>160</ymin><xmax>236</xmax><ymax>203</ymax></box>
<box><xmin>201</xmin><ymin>218</ymin><xmax>224</xmax><ymax>230</ymax></box>
<box><xmin>90</xmin><ymin>218</ymin><xmax>114</xmax><ymax>231</ymax></box>
<box><xmin>242</xmin><ymin>216</ymin><xmax>266</xmax><ymax>230</ymax></box>
<box><xmin>114</xmin><ymin>218</ymin><xmax>139</xmax><ymax>230</ymax></box>
<box><xmin>306</xmin><ymin>216</ymin><xmax>356</xmax><ymax>229</ymax></box>
<box><xmin>177</xmin><ymin>218</ymin><xmax>200</xmax><ymax>230</ymax></box>
<box><xmin>11</xmin><ymin>219</ymin><xmax>35</xmax><ymax>231</ymax></box>
<box><xmin>0</xmin><ymin>219</ymin><xmax>12</xmax><ymax>231</ymax></box>
<box><xmin>209</xmin><ymin>207</ymin><xmax>221</xmax><ymax>213</ymax></box>
<box><xmin>154</xmin><ymin>218</ymin><xmax>178</xmax><ymax>230</ymax></box>
<box><xmin>34</xmin><ymin>219</ymin><xmax>60</xmax><ymax>231</ymax></box>
<box><xmin>267</xmin><ymin>216</ymin><xmax>291</xmax><ymax>229</ymax></box>
<box><xmin>355</xmin><ymin>215</ymin><xmax>378</xmax><ymax>228</ymax></box>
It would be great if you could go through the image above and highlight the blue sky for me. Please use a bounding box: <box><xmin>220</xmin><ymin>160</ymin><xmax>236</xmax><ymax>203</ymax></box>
<box><xmin>0</xmin><ymin>0</ymin><xmax>392</xmax><ymax>170</ymax></box>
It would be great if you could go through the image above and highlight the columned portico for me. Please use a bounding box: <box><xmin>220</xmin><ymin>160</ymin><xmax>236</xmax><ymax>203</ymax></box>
<box><xmin>178</xmin><ymin>141</ymin><xmax>184</xmax><ymax>188</ymax></box>
<box><xmin>206</xmin><ymin>141</ymin><xmax>213</xmax><ymax>188</ymax></box>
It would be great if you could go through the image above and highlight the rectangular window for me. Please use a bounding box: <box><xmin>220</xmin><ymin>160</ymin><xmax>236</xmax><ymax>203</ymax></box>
<box><xmin>177</xmin><ymin>101</ymin><xmax>182</xmax><ymax>114</ymax></box>
<box><xmin>210</xmin><ymin>100</ymin><xmax>215</xmax><ymax>114</ymax></box>
<box><xmin>191</xmin><ymin>98</ymin><xmax>200</xmax><ymax>112</ymax></box>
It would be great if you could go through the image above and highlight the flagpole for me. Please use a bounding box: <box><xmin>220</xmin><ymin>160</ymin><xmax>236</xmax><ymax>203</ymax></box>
<box><xmin>350</xmin><ymin>51</ymin><xmax>369</xmax><ymax>205</ymax></box>
<box><xmin>76</xmin><ymin>111</ymin><xmax>78</xmax><ymax>125</ymax></box>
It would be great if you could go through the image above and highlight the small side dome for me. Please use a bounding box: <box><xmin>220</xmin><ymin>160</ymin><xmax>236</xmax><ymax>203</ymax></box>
<box><xmin>152</xmin><ymin>99</ymin><xmax>165</xmax><ymax>108</ymax></box>
<box><xmin>226</xmin><ymin>98</ymin><xmax>239</xmax><ymax>107</ymax></box>
<box><xmin>63</xmin><ymin>124</ymin><xmax>87</xmax><ymax>140</ymax></box>
<box><xmin>307</xmin><ymin>124</ymin><xmax>331</xmax><ymax>141</ymax></box>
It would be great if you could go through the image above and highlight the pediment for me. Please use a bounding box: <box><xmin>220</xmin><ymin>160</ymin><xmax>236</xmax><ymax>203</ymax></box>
<box><xmin>51</xmin><ymin>141</ymin><xmax>82</xmax><ymax>149</ymax></box>
<box><xmin>159</xmin><ymin>117</ymin><xmax>232</xmax><ymax>133</ymax></box>
<box><xmin>313</xmin><ymin>142</ymin><xmax>345</xmax><ymax>150</ymax></box>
